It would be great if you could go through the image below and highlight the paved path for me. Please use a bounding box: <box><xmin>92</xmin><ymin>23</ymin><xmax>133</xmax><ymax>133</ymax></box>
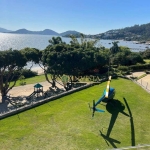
<box><xmin>126</xmin><ymin>71</ymin><xmax>145</xmax><ymax>78</ymax></box>
<box><xmin>126</xmin><ymin>71</ymin><xmax>150</xmax><ymax>92</ymax></box>
<box><xmin>137</xmin><ymin>74</ymin><xmax>150</xmax><ymax>91</ymax></box>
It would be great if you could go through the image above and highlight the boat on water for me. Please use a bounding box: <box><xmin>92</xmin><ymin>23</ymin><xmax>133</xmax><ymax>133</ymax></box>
<box><xmin>133</xmin><ymin>41</ymin><xmax>140</xmax><ymax>44</ymax></box>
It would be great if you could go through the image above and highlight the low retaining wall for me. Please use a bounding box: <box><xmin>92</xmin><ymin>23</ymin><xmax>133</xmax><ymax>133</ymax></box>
<box><xmin>3</xmin><ymin>76</ymin><xmax>137</xmax><ymax>120</ymax></box>
<box><xmin>0</xmin><ymin>82</ymin><xmax>100</xmax><ymax>120</ymax></box>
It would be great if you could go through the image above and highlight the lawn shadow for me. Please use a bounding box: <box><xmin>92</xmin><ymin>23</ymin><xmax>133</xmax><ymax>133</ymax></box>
<box><xmin>99</xmin><ymin>130</ymin><xmax>120</xmax><ymax>148</ymax></box>
<box><xmin>106</xmin><ymin>99</ymin><xmax>129</xmax><ymax>137</ymax></box>
<box><xmin>100</xmin><ymin>99</ymin><xmax>129</xmax><ymax>148</ymax></box>
<box><xmin>123</xmin><ymin>97</ymin><xmax>135</xmax><ymax>146</ymax></box>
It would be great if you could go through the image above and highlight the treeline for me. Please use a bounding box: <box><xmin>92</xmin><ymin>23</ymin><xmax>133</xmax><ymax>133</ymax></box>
<box><xmin>0</xmin><ymin>35</ymin><xmax>149</xmax><ymax>99</ymax></box>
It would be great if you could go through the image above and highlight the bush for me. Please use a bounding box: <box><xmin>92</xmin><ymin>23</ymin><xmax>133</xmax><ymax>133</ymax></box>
<box><xmin>21</xmin><ymin>69</ymin><xmax>37</xmax><ymax>78</ymax></box>
<box><xmin>118</xmin><ymin>66</ymin><xmax>129</xmax><ymax>71</ymax></box>
<box><xmin>19</xmin><ymin>75</ymin><xmax>25</xmax><ymax>85</ymax></box>
<box><xmin>129</xmin><ymin>64</ymin><xmax>150</xmax><ymax>71</ymax></box>
<box><xmin>3</xmin><ymin>69</ymin><xmax>37</xmax><ymax>82</ymax></box>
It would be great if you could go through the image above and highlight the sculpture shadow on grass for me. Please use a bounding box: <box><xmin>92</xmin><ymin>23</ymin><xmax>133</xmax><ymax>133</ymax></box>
<box><xmin>100</xmin><ymin>99</ymin><xmax>129</xmax><ymax>148</ymax></box>
<box><xmin>123</xmin><ymin>97</ymin><xmax>135</xmax><ymax>146</ymax></box>
<box><xmin>99</xmin><ymin>130</ymin><xmax>121</xmax><ymax>148</ymax></box>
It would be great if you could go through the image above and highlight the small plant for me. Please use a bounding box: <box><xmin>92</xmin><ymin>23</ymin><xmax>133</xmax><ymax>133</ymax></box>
<box><xmin>130</xmin><ymin>76</ymin><xmax>137</xmax><ymax>80</ymax></box>
<box><xmin>118</xmin><ymin>66</ymin><xmax>129</xmax><ymax>71</ymax></box>
<box><xmin>19</xmin><ymin>75</ymin><xmax>25</xmax><ymax>85</ymax></box>
<box><xmin>136</xmin><ymin>74</ymin><xmax>147</xmax><ymax>80</ymax></box>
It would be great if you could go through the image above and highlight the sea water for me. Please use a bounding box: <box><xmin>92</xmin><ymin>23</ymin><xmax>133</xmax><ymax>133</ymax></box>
<box><xmin>0</xmin><ymin>33</ymin><xmax>149</xmax><ymax>51</ymax></box>
<box><xmin>0</xmin><ymin>33</ymin><xmax>149</xmax><ymax>69</ymax></box>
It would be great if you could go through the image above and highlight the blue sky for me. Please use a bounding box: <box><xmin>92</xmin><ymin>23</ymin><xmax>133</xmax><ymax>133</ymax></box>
<box><xmin>0</xmin><ymin>0</ymin><xmax>150</xmax><ymax>34</ymax></box>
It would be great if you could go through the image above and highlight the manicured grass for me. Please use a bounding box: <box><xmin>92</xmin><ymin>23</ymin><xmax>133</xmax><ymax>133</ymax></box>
<box><xmin>10</xmin><ymin>74</ymin><xmax>46</xmax><ymax>87</ymax></box>
<box><xmin>0</xmin><ymin>78</ymin><xmax>150</xmax><ymax>149</ymax></box>
<box><xmin>11</xmin><ymin>75</ymin><xmax>97</xmax><ymax>87</ymax></box>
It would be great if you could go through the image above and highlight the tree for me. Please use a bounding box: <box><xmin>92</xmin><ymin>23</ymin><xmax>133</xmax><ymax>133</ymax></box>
<box><xmin>126</xmin><ymin>52</ymin><xmax>144</xmax><ymax>65</ymax></box>
<box><xmin>0</xmin><ymin>48</ymin><xmax>41</xmax><ymax>102</ymax></box>
<box><xmin>140</xmin><ymin>49</ymin><xmax>150</xmax><ymax>59</ymax></box>
<box><xmin>41</xmin><ymin>36</ymin><xmax>108</xmax><ymax>89</ymax></box>
<box><xmin>110</xmin><ymin>41</ymin><xmax>120</xmax><ymax>54</ymax></box>
<box><xmin>111</xmin><ymin>47</ymin><xmax>144</xmax><ymax>66</ymax></box>
<box><xmin>0</xmin><ymin>49</ymin><xmax>27</xmax><ymax>100</ymax></box>
<box><xmin>111</xmin><ymin>47</ymin><xmax>131</xmax><ymax>66</ymax></box>
<box><xmin>48</xmin><ymin>37</ymin><xmax>65</xmax><ymax>45</ymax></box>
<box><xmin>20</xmin><ymin>47</ymin><xmax>42</xmax><ymax>69</ymax></box>
<box><xmin>70</xmin><ymin>33</ymin><xmax>98</xmax><ymax>49</ymax></box>
<box><xmin>41</xmin><ymin>41</ymin><xmax>74</xmax><ymax>89</ymax></box>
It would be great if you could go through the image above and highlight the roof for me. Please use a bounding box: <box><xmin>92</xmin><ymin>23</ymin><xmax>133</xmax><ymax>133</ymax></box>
<box><xmin>34</xmin><ymin>83</ymin><xmax>43</xmax><ymax>88</ymax></box>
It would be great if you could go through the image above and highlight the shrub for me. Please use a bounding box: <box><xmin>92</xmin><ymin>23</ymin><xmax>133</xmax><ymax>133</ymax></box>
<box><xmin>136</xmin><ymin>74</ymin><xmax>147</xmax><ymax>80</ymax></box>
<box><xmin>21</xmin><ymin>69</ymin><xmax>37</xmax><ymax>78</ymax></box>
<box><xmin>118</xmin><ymin>66</ymin><xmax>129</xmax><ymax>71</ymax></box>
<box><xmin>129</xmin><ymin>64</ymin><xmax>150</xmax><ymax>71</ymax></box>
<box><xmin>3</xmin><ymin>69</ymin><xmax>37</xmax><ymax>82</ymax></box>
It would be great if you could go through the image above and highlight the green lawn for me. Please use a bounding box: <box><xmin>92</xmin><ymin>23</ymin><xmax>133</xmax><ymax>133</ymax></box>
<box><xmin>0</xmin><ymin>78</ymin><xmax>150</xmax><ymax>150</ymax></box>
<box><xmin>10</xmin><ymin>74</ymin><xmax>46</xmax><ymax>87</ymax></box>
<box><xmin>11</xmin><ymin>75</ymin><xmax>95</xmax><ymax>87</ymax></box>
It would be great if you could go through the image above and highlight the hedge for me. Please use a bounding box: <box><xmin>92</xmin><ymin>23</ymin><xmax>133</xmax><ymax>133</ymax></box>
<box><xmin>129</xmin><ymin>64</ymin><xmax>150</xmax><ymax>71</ymax></box>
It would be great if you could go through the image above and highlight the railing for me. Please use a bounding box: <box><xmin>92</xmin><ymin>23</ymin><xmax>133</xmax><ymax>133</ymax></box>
<box><xmin>138</xmin><ymin>79</ymin><xmax>150</xmax><ymax>90</ymax></box>
<box><xmin>126</xmin><ymin>76</ymin><xmax>150</xmax><ymax>93</ymax></box>
<box><xmin>134</xmin><ymin>79</ymin><xmax>150</xmax><ymax>93</ymax></box>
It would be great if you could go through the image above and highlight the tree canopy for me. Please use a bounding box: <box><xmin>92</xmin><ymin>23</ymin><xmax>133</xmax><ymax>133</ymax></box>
<box><xmin>0</xmin><ymin>36</ymin><xmax>147</xmax><ymax>100</ymax></box>
<box><xmin>0</xmin><ymin>48</ymin><xmax>41</xmax><ymax>99</ymax></box>
<box><xmin>0</xmin><ymin>49</ymin><xmax>27</xmax><ymax>98</ymax></box>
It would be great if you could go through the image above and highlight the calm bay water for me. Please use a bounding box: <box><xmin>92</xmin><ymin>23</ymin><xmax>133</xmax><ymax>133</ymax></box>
<box><xmin>0</xmin><ymin>33</ymin><xmax>149</xmax><ymax>51</ymax></box>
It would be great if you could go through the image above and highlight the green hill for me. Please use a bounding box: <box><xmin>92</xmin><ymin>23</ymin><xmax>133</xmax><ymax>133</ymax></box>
<box><xmin>98</xmin><ymin>23</ymin><xmax>150</xmax><ymax>41</ymax></box>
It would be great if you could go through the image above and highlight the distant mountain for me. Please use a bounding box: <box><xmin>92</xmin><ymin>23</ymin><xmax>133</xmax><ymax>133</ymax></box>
<box><xmin>0</xmin><ymin>27</ymin><xmax>82</xmax><ymax>37</ymax></box>
<box><xmin>10</xmin><ymin>29</ymin><xmax>31</xmax><ymax>34</ymax></box>
<box><xmin>38</xmin><ymin>29</ymin><xmax>59</xmax><ymax>35</ymax></box>
<box><xmin>0</xmin><ymin>27</ymin><xmax>12</xmax><ymax>33</ymax></box>
<box><xmin>9</xmin><ymin>28</ymin><xmax>59</xmax><ymax>35</ymax></box>
<box><xmin>60</xmin><ymin>30</ymin><xmax>81</xmax><ymax>37</ymax></box>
